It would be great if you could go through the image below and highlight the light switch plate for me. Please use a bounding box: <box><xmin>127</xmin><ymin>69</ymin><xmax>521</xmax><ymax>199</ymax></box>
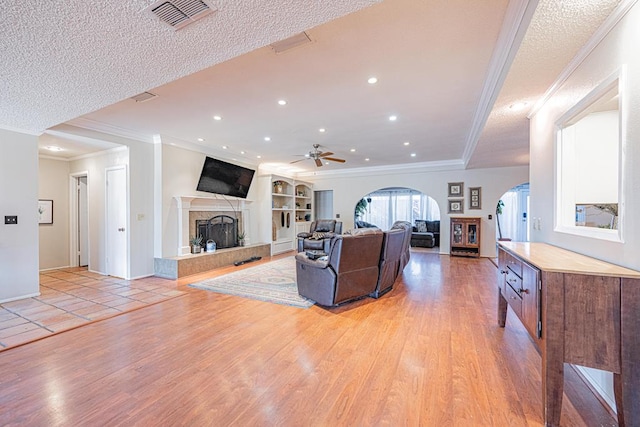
<box><xmin>5</xmin><ymin>215</ymin><xmax>18</xmax><ymax>224</ymax></box>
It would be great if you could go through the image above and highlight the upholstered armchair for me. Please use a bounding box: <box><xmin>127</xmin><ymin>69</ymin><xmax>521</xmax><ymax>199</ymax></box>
<box><xmin>296</xmin><ymin>219</ymin><xmax>343</xmax><ymax>253</ymax></box>
<box><xmin>295</xmin><ymin>228</ymin><xmax>383</xmax><ymax>306</ymax></box>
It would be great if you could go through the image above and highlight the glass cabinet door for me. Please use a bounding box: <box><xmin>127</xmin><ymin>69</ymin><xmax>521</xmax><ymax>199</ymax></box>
<box><xmin>467</xmin><ymin>223</ymin><xmax>477</xmax><ymax>245</ymax></box>
<box><xmin>453</xmin><ymin>223</ymin><xmax>463</xmax><ymax>244</ymax></box>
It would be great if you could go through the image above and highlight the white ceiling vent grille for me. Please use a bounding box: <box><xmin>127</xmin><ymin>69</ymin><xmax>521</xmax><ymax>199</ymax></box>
<box><xmin>270</xmin><ymin>32</ymin><xmax>312</xmax><ymax>54</ymax></box>
<box><xmin>131</xmin><ymin>91</ymin><xmax>158</xmax><ymax>103</ymax></box>
<box><xmin>145</xmin><ymin>0</ymin><xmax>217</xmax><ymax>30</ymax></box>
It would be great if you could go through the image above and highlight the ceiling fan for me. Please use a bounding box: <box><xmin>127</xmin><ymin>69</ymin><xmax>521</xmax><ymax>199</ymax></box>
<box><xmin>290</xmin><ymin>144</ymin><xmax>346</xmax><ymax>167</ymax></box>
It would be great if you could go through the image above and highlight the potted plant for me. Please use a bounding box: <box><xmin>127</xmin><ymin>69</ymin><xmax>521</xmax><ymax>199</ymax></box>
<box><xmin>237</xmin><ymin>232</ymin><xmax>246</xmax><ymax>246</ymax></box>
<box><xmin>354</xmin><ymin>198</ymin><xmax>368</xmax><ymax>220</ymax></box>
<box><xmin>190</xmin><ymin>235</ymin><xmax>203</xmax><ymax>254</ymax></box>
<box><xmin>496</xmin><ymin>200</ymin><xmax>511</xmax><ymax>241</ymax></box>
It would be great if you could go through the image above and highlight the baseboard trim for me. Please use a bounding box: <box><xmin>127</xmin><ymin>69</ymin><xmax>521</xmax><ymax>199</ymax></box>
<box><xmin>569</xmin><ymin>364</ymin><xmax>617</xmax><ymax>419</ymax></box>
<box><xmin>0</xmin><ymin>292</ymin><xmax>41</xmax><ymax>304</ymax></box>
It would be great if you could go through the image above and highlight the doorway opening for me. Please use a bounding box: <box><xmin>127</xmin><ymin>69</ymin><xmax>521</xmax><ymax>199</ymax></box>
<box><xmin>69</xmin><ymin>173</ymin><xmax>89</xmax><ymax>268</ymax></box>
<box><xmin>496</xmin><ymin>183</ymin><xmax>529</xmax><ymax>242</ymax></box>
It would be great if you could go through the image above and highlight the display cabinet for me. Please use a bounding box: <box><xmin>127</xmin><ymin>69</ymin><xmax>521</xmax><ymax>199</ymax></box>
<box><xmin>450</xmin><ymin>217</ymin><xmax>481</xmax><ymax>257</ymax></box>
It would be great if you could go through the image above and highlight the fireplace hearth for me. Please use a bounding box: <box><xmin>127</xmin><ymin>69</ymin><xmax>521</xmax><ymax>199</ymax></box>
<box><xmin>196</xmin><ymin>215</ymin><xmax>238</xmax><ymax>249</ymax></box>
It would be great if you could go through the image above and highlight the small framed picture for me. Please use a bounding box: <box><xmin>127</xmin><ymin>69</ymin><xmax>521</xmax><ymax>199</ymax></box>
<box><xmin>38</xmin><ymin>199</ymin><xmax>53</xmax><ymax>224</ymax></box>
<box><xmin>448</xmin><ymin>199</ymin><xmax>464</xmax><ymax>214</ymax></box>
<box><xmin>448</xmin><ymin>182</ymin><xmax>464</xmax><ymax>198</ymax></box>
<box><xmin>469</xmin><ymin>187</ymin><xmax>482</xmax><ymax>210</ymax></box>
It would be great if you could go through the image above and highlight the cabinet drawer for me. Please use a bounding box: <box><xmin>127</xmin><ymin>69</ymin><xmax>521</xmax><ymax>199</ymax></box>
<box><xmin>505</xmin><ymin>269</ymin><xmax>522</xmax><ymax>295</ymax></box>
<box><xmin>505</xmin><ymin>284</ymin><xmax>522</xmax><ymax>318</ymax></box>
<box><xmin>506</xmin><ymin>254</ymin><xmax>522</xmax><ymax>278</ymax></box>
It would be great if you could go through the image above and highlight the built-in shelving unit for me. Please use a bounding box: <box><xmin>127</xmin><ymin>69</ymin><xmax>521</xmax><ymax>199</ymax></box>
<box><xmin>258</xmin><ymin>175</ymin><xmax>313</xmax><ymax>255</ymax></box>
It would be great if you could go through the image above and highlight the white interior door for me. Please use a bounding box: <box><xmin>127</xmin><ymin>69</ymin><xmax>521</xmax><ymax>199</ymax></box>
<box><xmin>78</xmin><ymin>176</ymin><xmax>89</xmax><ymax>266</ymax></box>
<box><xmin>106</xmin><ymin>167</ymin><xmax>128</xmax><ymax>278</ymax></box>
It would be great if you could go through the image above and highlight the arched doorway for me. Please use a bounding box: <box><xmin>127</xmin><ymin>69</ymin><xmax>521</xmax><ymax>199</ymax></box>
<box><xmin>496</xmin><ymin>183</ymin><xmax>529</xmax><ymax>242</ymax></box>
<box><xmin>354</xmin><ymin>187</ymin><xmax>440</xmax><ymax>231</ymax></box>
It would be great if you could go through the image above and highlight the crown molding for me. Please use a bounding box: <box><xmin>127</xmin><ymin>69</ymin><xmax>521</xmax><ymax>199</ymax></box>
<box><xmin>461</xmin><ymin>0</ymin><xmax>539</xmax><ymax>168</ymax></box>
<box><xmin>295</xmin><ymin>159</ymin><xmax>465</xmax><ymax>179</ymax></box>
<box><xmin>0</xmin><ymin>124</ymin><xmax>41</xmax><ymax>136</ymax></box>
<box><xmin>67</xmin><ymin>117</ymin><xmax>155</xmax><ymax>143</ymax></box>
<box><xmin>38</xmin><ymin>154</ymin><xmax>70</xmax><ymax>162</ymax></box>
<box><xmin>528</xmin><ymin>0</ymin><xmax>639</xmax><ymax>118</ymax></box>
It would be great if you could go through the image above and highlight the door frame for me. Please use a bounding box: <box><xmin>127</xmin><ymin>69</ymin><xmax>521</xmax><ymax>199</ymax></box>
<box><xmin>69</xmin><ymin>171</ymin><xmax>90</xmax><ymax>268</ymax></box>
<box><xmin>105</xmin><ymin>165</ymin><xmax>130</xmax><ymax>279</ymax></box>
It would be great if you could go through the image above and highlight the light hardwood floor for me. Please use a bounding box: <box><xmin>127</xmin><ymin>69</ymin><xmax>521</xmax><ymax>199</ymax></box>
<box><xmin>0</xmin><ymin>251</ymin><xmax>615</xmax><ymax>426</ymax></box>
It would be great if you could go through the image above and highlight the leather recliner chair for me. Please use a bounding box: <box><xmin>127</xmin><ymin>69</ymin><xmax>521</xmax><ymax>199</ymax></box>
<box><xmin>296</xmin><ymin>219</ymin><xmax>343</xmax><ymax>253</ymax></box>
<box><xmin>391</xmin><ymin>220</ymin><xmax>412</xmax><ymax>273</ymax></box>
<box><xmin>371</xmin><ymin>227</ymin><xmax>406</xmax><ymax>298</ymax></box>
<box><xmin>295</xmin><ymin>228</ymin><xmax>383</xmax><ymax>306</ymax></box>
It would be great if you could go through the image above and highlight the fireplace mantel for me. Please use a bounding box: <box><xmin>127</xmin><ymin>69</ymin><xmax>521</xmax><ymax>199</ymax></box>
<box><xmin>174</xmin><ymin>195</ymin><xmax>252</xmax><ymax>256</ymax></box>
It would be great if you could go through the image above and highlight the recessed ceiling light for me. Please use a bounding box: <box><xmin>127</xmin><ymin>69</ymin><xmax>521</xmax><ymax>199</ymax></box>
<box><xmin>350</xmin><ymin>148</ymin><xmax>356</xmax><ymax>152</ymax></box>
<box><xmin>222</xmin><ymin>146</ymin><xmax>228</xmax><ymax>149</ymax></box>
<box><xmin>325</xmin><ymin>162</ymin><xmax>330</xmax><ymax>165</ymax></box>
<box><xmin>365</xmin><ymin>158</ymin><xmax>370</xmax><ymax>162</ymax></box>
<box><xmin>213</xmin><ymin>115</ymin><xmax>222</xmax><ymax>121</ymax></box>
<box><xmin>410</xmin><ymin>153</ymin><xmax>416</xmax><ymax>157</ymax></box>
<box><xmin>45</xmin><ymin>146</ymin><xmax>63</xmax><ymax>152</ymax></box>
<box><xmin>278</xmin><ymin>99</ymin><xmax>287</xmax><ymax>106</ymax></box>
<box><xmin>257</xmin><ymin>155</ymin><xmax>262</xmax><ymax>159</ymax></box>
<box><xmin>403</xmin><ymin>141</ymin><xmax>410</xmax><ymax>146</ymax></box>
<box><xmin>240</xmin><ymin>151</ymin><xmax>245</xmax><ymax>155</ymax></box>
<box><xmin>264</xmin><ymin>137</ymin><xmax>271</xmax><ymax>141</ymax></box>
<box><xmin>367</xmin><ymin>77</ymin><xmax>378</xmax><ymax>84</ymax></box>
<box><xmin>197</xmin><ymin>138</ymin><xmax>204</xmax><ymax>142</ymax></box>
<box><xmin>319</xmin><ymin>128</ymin><xmax>326</xmax><ymax>133</ymax></box>
<box><xmin>509</xmin><ymin>102</ymin><xmax>527</xmax><ymax>110</ymax></box>
<box><xmin>389</xmin><ymin>115</ymin><xmax>397</xmax><ymax>121</ymax></box>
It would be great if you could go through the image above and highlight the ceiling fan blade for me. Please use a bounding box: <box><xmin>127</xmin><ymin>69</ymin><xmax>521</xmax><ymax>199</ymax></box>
<box><xmin>323</xmin><ymin>157</ymin><xmax>346</xmax><ymax>163</ymax></box>
<box><xmin>315</xmin><ymin>158</ymin><xmax>323</xmax><ymax>167</ymax></box>
<box><xmin>319</xmin><ymin>151</ymin><xmax>334</xmax><ymax>158</ymax></box>
<box><xmin>290</xmin><ymin>158</ymin><xmax>306</xmax><ymax>164</ymax></box>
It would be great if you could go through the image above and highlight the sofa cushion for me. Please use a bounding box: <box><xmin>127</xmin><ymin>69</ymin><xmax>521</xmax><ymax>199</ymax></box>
<box><xmin>415</xmin><ymin>220</ymin><xmax>428</xmax><ymax>233</ymax></box>
<box><xmin>426</xmin><ymin>220</ymin><xmax>440</xmax><ymax>233</ymax></box>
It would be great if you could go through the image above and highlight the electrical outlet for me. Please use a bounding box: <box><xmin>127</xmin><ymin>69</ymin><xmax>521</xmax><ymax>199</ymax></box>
<box><xmin>5</xmin><ymin>215</ymin><xmax>18</xmax><ymax>225</ymax></box>
<box><xmin>336</xmin><ymin>213</ymin><xmax>340</xmax><ymax>218</ymax></box>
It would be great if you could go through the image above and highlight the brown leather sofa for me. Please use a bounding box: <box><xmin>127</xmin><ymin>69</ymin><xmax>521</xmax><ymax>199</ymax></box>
<box><xmin>295</xmin><ymin>228</ymin><xmax>383</xmax><ymax>306</ymax></box>
<box><xmin>296</xmin><ymin>219</ymin><xmax>343</xmax><ymax>253</ymax></box>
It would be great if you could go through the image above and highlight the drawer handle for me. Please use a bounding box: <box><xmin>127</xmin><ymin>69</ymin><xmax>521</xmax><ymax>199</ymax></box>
<box><xmin>519</xmin><ymin>288</ymin><xmax>529</xmax><ymax>294</ymax></box>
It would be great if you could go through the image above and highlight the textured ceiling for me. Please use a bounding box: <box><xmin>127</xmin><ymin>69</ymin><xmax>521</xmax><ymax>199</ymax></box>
<box><xmin>1</xmin><ymin>0</ymin><xmax>625</xmax><ymax>172</ymax></box>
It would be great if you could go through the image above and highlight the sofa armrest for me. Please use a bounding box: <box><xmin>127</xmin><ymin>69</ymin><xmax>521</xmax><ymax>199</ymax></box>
<box><xmin>297</xmin><ymin>232</ymin><xmax>312</xmax><ymax>238</ymax></box>
<box><xmin>295</xmin><ymin>252</ymin><xmax>329</xmax><ymax>269</ymax></box>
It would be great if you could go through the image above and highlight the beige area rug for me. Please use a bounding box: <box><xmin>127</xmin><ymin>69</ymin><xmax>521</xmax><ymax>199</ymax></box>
<box><xmin>189</xmin><ymin>257</ymin><xmax>314</xmax><ymax>308</ymax></box>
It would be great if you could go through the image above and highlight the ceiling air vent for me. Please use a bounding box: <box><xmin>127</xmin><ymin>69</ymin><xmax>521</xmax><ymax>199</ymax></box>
<box><xmin>131</xmin><ymin>91</ymin><xmax>158</xmax><ymax>103</ymax></box>
<box><xmin>145</xmin><ymin>0</ymin><xmax>217</xmax><ymax>30</ymax></box>
<box><xmin>270</xmin><ymin>32</ymin><xmax>312</xmax><ymax>54</ymax></box>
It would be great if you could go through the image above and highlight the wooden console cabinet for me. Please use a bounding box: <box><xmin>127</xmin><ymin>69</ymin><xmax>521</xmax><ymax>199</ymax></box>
<box><xmin>497</xmin><ymin>242</ymin><xmax>640</xmax><ymax>427</ymax></box>
<box><xmin>450</xmin><ymin>217</ymin><xmax>480</xmax><ymax>257</ymax></box>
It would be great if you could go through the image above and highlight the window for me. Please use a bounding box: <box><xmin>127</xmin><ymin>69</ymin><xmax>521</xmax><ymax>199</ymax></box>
<box><xmin>360</xmin><ymin>188</ymin><xmax>440</xmax><ymax>230</ymax></box>
<box><xmin>555</xmin><ymin>72</ymin><xmax>623</xmax><ymax>241</ymax></box>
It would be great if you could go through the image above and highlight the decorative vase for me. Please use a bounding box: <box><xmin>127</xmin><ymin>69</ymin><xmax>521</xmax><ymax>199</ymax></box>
<box><xmin>191</xmin><ymin>245</ymin><xmax>202</xmax><ymax>254</ymax></box>
<box><xmin>274</xmin><ymin>184</ymin><xmax>283</xmax><ymax>194</ymax></box>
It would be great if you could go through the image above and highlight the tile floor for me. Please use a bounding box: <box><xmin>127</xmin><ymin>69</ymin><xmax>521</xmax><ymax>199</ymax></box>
<box><xmin>0</xmin><ymin>267</ymin><xmax>184</xmax><ymax>350</ymax></box>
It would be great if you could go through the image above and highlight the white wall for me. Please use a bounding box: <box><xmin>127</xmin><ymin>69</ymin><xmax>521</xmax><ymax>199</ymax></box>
<box><xmin>305</xmin><ymin>165</ymin><xmax>529</xmax><ymax>257</ymax></box>
<box><xmin>0</xmin><ymin>129</ymin><xmax>40</xmax><ymax>302</ymax></box>
<box><xmin>38</xmin><ymin>157</ymin><xmax>70</xmax><ymax>269</ymax></box>
<box><xmin>529</xmin><ymin>2</ymin><xmax>640</xmax><ymax>411</ymax></box>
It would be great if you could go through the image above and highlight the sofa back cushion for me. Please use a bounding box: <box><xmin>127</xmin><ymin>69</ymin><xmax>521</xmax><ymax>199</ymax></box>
<box><xmin>426</xmin><ymin>220</ymin><xmax>440</xmax><ymax>233</ymax></box>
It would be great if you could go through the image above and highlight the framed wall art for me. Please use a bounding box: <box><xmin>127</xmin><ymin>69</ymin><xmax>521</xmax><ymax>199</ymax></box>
<box><xmin>469</xmin><ymin>187</ymin><xmax>482</xmax><ymax>210</ymax></box>
<box><xmin>448</xmin><ymin>182</ymin><xmax>464</xmax><ymax>198</ymax></box>
<box><xmin>448</xmin><ymin>199</ymin><xmax>464</xmax><ymax>214</ymax></box>
<box><xmin>38</xmin><ymin>199</ymin><xmax>53</xmax><ymax>224</ymax></box>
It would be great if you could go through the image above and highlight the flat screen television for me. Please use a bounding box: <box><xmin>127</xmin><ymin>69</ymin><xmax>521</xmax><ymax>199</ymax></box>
<box><xmin>196</xmin><ymin>156</ymin><xmax>255</xmax><ymax>199</ymax></box>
